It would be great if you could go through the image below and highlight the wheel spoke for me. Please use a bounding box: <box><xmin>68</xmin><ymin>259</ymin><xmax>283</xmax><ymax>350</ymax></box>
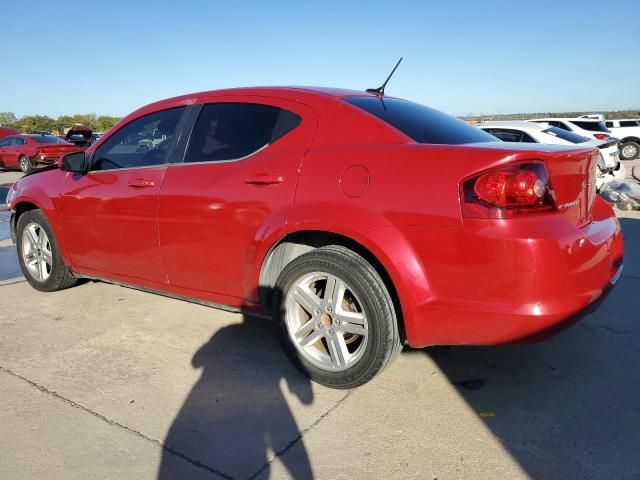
<box><xmin>38</xmin><ymin>230</ymin><xmax>48</xmax><ymax>248</ymax></box>
<box><xmin>338</xmin><ymin>322</ymin><xmax>367</xmax><ymax>336</ymax></box>
<box><xmin>294</xmin><ymin>318</ymin><xmax>316</xmax><ymax>339</ymax></box>
<box><xmin>300</xmin><ymin>328</ymin><xmax>324</xmax><ymax>347</ymax></box>
<box><xmin>26</xmin><ymin>227</ymin><xmax>38</xmax><ymax>248</ymax></box>
<box><xmin>42</xmin><ymin>248</ymin><xmax>53</xmax><ymax>265</ymax></box>
<box><xmin>324</xmin><ymin>274</ymin><xmax>338</xmax><ymax>304</ymax></box>
<box><xmin>37</xmin><ymin>258</ymin><xmax>45</xmax><ymax>281</ymax></box>
<box><xmin>336</xmin><ymin>309</ymin><xmax>366</xmax><ymax>325</ymax></box>
<box><xmin>25</xmin><ymin>253</ymin><xmax>38</xmax><ymax>266</ymax></box>
<box><xmin>292</xmin><ymin>285</ymin><xmax>322</xmax><ymax>315</ymax></box>
<box><xmin>326</xmin><ymin>333</ymin><xmax>350</xmax><ymax>368</ymax></box>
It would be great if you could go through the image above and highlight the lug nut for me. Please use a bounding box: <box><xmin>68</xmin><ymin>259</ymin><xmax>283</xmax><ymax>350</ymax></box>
<box><xmin>326</xmin><ymin>305</ymin><xmax>333</xmax><ymax>313</ymax></box>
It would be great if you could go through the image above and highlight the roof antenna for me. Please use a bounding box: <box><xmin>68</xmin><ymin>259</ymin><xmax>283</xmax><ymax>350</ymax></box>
<box><xmin>366</xmin><ymin>57</ymin><xmax>403</xmax><ymax>96</ymax></box>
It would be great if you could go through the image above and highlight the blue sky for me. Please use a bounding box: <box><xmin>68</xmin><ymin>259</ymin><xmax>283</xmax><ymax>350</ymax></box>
<box><xmin>3</xmin><ymin>0</ymin><xmax>639</xmax><ymax>117</ymax></box>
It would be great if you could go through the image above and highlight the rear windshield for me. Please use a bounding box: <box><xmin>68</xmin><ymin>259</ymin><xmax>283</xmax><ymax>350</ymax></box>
<box><xmin>29</xmin><ymin>135</ymin><xmax>68</xmax><ymax>144</ymax></box>
<box><xmin>569</xmin><ymin>120</ymin><xmax>609</xmax><ymax>132</ymax></box>
<box><xmin>542</xmin><ymin>127</ymin><xmax>590</xmax><ymax>144</ymax></box>
<box><xmin>344</xmin><ymin>97</ymin><xmax>495</xmax><ymax>144</ymax></box>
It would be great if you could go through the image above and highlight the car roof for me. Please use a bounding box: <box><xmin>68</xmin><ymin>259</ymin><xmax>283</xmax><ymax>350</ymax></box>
<box><xmin>529</xmin><ymin>117</ymin><xmax>601</xmax><ymax>122</ymax></box>
<box><xmin>136</xmin><ymin>86</ymin><xmax>378</xmax><ymax>115</ymax></box>
<box><xmin>478</xmin><ymin>121</ymin><xmax>548</xmax><ymax>131</ymax></box>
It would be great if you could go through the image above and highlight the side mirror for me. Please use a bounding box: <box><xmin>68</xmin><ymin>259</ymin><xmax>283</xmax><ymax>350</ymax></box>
<box><xmin>58</xmin><ymin>151</ymin><xmax>86</xmax><ymax>173</ymax></box>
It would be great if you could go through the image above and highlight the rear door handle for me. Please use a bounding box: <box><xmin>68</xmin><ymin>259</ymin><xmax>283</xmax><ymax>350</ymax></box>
<box><xmin>244</xmin><ymin>173</ymin><xmax>284</xmax><ymax>185</ymax></box>
<box><xmin>127</xmin><ymin>179</ymin><xmax>155</xmax><ymax>188</ymax></box>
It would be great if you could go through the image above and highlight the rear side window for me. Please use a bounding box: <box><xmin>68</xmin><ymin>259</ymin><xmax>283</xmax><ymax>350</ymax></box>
<box><xmin>30</xmin><ymin>135</ymin><xmax>67</xmax><ymax>144</ymax></box>
<box><xmin>344</xmin><ymin>97</ymin><xmax>495</xmax><ymax>145</ymax></box>
<box><xmin>542</xmin><ymin>127</ymin><xmax>590</xmax><ymax>144</ymax></box>
<box><xmin>13</xmin><ymin>138</ymin><xmax>27</xmax><ymax>146</ymax></box>
<box><xmin>569</xmin><ymin>120</ymin><xmax>608</xmax><ymax>132</ymax></box>
<box><xmin>605</xmin><ymin>121</ymin><xmax>614</xmax><ymax>128</ymax></box>
<box><xmin>620</xmin><ymin>120</ymin><xmax>639</xmax><ymax>127</ymax></box>
<box><xmin>185</xmin><ymin>103</ymin><xmax>301</xmax><ymax>163</ymax></box>
<box><xmin>485</xmin><ymin>128</ymin><xmax>537</xmax><ymax>143</ymax></box>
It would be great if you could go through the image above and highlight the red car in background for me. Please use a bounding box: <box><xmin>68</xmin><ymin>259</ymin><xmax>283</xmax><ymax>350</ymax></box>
<box><xmin>5</xmin><ymin>87</ymin><xmax>624</xmax><ymax>388</ymax></box>
<box><xmin>0</xmin><ymin>127</ymin><xmax>19</xmax><ymax>140</ymax></box>
<box><xmin>0</xmin><ymin>134</ymin><xmax>82</xmax><ymax>173</ymax></box>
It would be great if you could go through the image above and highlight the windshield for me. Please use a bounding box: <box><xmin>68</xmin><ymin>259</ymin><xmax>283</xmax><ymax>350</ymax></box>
<box><xmin>29</xmin><ymin>135</ymin><xmax>69</xmax><ymax>144</ymax></box>
<box><xmin>542</xmin><ymin>127</ymin><xmax>590</xmax><ymax>144</ymax></box>
<box><xmin>344</xmin><ymin>97</ymin><xmax>496</xmax><ymax>145</ymax></box>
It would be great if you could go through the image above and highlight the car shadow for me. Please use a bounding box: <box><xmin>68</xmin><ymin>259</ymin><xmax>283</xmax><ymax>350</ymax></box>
<box><xmin>426</xmin><ymin>216</ymin><xmax>640</xmax><ymax>479</ymax></box>
<box><xmin>157</xmin><ymin>301</ymin><xmax>315</xmax><ymax>480</ymax></box>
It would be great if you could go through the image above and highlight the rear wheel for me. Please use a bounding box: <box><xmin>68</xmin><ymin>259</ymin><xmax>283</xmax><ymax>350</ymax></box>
<box><xmin>273</xmin><ymin>245</ymin><xmax>401</xmax><ymax>388</ymax></box>
<box><xmin>620</xmin><ymin>141</ymin><xmax>640</xmax><ymax>161</ymax></box>
<box><xmin>19</xmin><ymin>156</ymin><xmax>34</xmax><ymax>174</ymax></box>
<box><xmin>16</xmin><ymin>209</ymin><xmax>77</xmax><ymax>291</ymax></box>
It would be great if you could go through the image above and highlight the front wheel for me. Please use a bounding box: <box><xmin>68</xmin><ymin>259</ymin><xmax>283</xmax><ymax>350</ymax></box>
<box><xmin>16</xmin><ymin>209</ymin><xmax>77</xmax><ymax>291</ymax></box>
<box><xmin>273</xmin><ymin>245</ymin><xmax>402</xmax><ymax>388</ymax></box>
<box><xmin>19</xmin><ymin>156</ymin><xmax>34</xmax><ymax>174</ymax></box>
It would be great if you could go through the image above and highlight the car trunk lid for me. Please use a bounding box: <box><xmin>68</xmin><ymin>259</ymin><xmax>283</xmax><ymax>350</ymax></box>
<box><xmin>542</xmin><ymin>147</ymin><xmax>598</xmax><ymax>228</ymax></box>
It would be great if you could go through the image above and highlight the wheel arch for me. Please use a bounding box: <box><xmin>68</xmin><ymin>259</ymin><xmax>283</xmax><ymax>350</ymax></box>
<box><xmin>11</xmin><ymin>198</ymin><xmax>72</xmax><ymax>265</ymax></box>
<box><xmin>620</xmin><ymin>136</ymin><xmax>640</xmax><ymax>143</ymax></box>
<box><xmin>258</xmin><ymin>228</ymin><xmax>411</xmax><ymax>343</ymax></box>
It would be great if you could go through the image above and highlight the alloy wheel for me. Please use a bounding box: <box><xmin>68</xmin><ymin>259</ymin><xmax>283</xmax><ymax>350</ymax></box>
<box><xmin>21</xmin><ymin>222</ymin><xmax>53</xmax><ymax>282</ymax></box>
<box><xmin>285</xmin><ymin>271</ymin><xmax>369</xmax><ymax>372</ymax></box>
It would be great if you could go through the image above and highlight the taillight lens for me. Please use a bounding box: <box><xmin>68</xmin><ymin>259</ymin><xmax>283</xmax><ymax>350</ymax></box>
<box><xmin>594</xmin><ymin>133</ymin><xmax>610</xmax><ymax>140</ymax></box>
<box><xmin>461</xmin><ymin>162</ymin><xmax>556</xmax><ymax>218</ymax></box>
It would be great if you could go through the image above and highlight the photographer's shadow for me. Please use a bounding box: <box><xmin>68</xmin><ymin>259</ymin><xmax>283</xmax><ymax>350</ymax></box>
<box><xmin>158</xmin><ymin>313</ymin><xmax>314</xmax><ymax>480</ymax></box>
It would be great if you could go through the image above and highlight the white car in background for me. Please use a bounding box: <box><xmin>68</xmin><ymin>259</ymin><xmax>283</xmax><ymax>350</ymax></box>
<box><xmin>527</xmin><ymin>117</ymin><xmax>612</xmax><ymax>141</ymax></box>
<box><xmin>478</xmin><ymin>121</ymin><xmax>625</xmax><ymax>188</ymax></box>
<box><xmin>603</xmin><ymin>119</ymin><xmax>640</xmax><ymax>160</ymax></box>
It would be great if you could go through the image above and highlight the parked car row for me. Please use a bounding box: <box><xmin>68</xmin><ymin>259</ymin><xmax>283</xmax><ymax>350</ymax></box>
<box><xmin>0</xmin><ymin>125</ymin><xmax>102</xmax><ymax>173</ymax></box>
<box><xmin>475</xmin><ymin>120</ymin><xmax>626</xmax><ymax>190</ymax></box>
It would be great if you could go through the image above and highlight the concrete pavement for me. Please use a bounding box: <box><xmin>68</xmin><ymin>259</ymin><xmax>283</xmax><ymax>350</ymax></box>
<box><xmin>1</xmin><ymin>169</ymin><xmax>639</xmax><ymax>479</ymax></box>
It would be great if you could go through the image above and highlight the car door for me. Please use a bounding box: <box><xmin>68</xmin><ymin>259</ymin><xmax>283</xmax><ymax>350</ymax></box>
<box><xmin>0</xmin><ymin>137</ymin><xmax>21</xmax><ymax>168</ymax></box>
<box><xmin>0</xmin><ymin>137</ymin><xmax>13</xmax><ymax>167</ymax></box>
<box><xmin>60</xmin><ymin>106</ymin><xmax>188</xmax><ymax>283</ymax></box>
<box><xmin>158</xmin><ymin>98</ymin><xmax>317</xmax><ymax>305</ymax></box>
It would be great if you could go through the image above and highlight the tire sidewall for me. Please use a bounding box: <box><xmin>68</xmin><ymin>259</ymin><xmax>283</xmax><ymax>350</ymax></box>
<box><xmin>16</xmin><ymin>210</ymin><xmax>65</xmax><ymax>291</ymax></box>
<box><xmin>274</xmin><ymin>249</ymin><xmax>395</xmax><ymax>388</ymax></box>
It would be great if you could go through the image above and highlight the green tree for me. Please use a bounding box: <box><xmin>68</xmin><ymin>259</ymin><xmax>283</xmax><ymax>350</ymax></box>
<box><xmin>0</xmin><ymin>111</ymin><xmax>17</xmax><ymax>127</ymax></box>
<box><xmin>14</xmin><ymin>115</ymin><xmax>57</xmax><ymax>133</ymax></box>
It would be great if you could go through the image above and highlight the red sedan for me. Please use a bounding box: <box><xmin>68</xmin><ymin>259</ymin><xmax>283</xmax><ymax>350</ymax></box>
<box><xmin>6</xmin><ymin>87</ymin><xmax>624</xmax><ymax>388</ymax></box>
<box><xmin>0</xmin><ymin>134</ymin><xmax>82</xmax><ymax>173</ymax></box>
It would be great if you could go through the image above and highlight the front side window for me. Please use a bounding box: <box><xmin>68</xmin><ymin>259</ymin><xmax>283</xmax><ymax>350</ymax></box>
<box><xmin>13</xmin><ymin>138</ymin><xmax>27</xmax><ymax>146</ymax></box>
<box><xmin>620</xmin><ymin>120</ymin><xmax>639</xmax><ymax>127</ymax></box>
<box><xmin>184</xmin><ymin>103</ymin><xmax>301</xmax><ymax>163</ymax></box>
<box><xmin>605</xmin><ymin>121</ymin><xmax>614</xmax><ymax>128</ymax></box>
<box><xmin>92</xmin><ymin>107</ymin><xmax>185</xmax><ymax>171</ymax></box>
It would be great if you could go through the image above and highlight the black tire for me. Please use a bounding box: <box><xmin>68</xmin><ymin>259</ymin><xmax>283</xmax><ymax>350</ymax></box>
<box><xmin>19</xmin><ymin>155</ymin><xmax>34</xmax><ymax>174</ymax></box>
<box><xmin>16</xmin><ymin>209</ymin><xmax>77</xmax><ymax>292</ymax></box>
<box><xmin>620</xmin><ymin>141</ymin><xmax>640</xmax><ymax>161</ymax></box>
<box><xmin>273</xmin><ymin>245</ymin><xmax>402</xmax><ymax>388</ymax></box>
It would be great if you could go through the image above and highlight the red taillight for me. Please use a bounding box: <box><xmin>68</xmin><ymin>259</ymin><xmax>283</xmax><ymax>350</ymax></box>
<box><xmin>594</xmin><ymin>133</ymin><xmax>610</xmax><ymax>140</ymax></box>
<box><xmin>461</xmin><ymin>162</ymin><xmax>556</xmax><ymax>218</ymax></box>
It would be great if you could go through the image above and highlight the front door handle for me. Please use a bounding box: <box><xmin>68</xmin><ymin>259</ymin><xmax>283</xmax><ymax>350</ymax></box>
<box><xmin>127</xmin><ymin>179</ymin><xmax>155</xmax><ymax>188</ymax></box>
<box><xmin>244</xmin><ymin>173</ymin><xmax>284</xmax><ymax>185</ymax></box>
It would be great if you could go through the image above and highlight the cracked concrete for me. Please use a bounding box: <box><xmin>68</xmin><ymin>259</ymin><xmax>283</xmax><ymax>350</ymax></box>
<box><xmin>1</xmin><ymin>168</ymin><xmax>639</xmax><ymax>479</ymax></box>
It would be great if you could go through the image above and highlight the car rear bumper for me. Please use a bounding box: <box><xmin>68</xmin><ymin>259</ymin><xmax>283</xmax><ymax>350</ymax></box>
<box><xmin>399</xmin><ymin>197</ymin><xmax>624</xmax><ymax>347</ymax></box>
